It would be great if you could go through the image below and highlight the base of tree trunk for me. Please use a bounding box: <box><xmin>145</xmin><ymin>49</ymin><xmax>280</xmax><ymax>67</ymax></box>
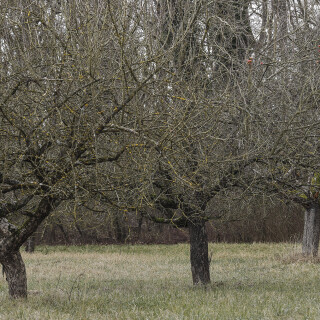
<box><xmin>189</xmin><ymin>219</ymin><xmax>210</xmax><ymax>285</ymax></box>
<box><xmin>1</xmin><ymin>251</ymin><xmax>27</xmax><ymax>298</ymax></box>
<box><xmin>302</xmin><ymin>202</ymin><xmax>320</xmax><ymax>257</ymax></box>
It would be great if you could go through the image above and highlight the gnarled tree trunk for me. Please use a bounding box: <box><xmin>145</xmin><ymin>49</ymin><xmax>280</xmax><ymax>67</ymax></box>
<box><xmin>0</xmin><ymin>197</ymin><xmax>57</xmax><ymax>298</ymax></box>
<box><xmin>189</xmin><ymin>219</ymin><xmax>210</xmax><ymax>285</ymax></box>
<box><xmin>1</xmin><ymin>251</ymin><xmax>27</xmax><ymax>298</ymax></box>
<box><xmin>302</xmin><ymin>202</ymin><xmax>320</xmax><ymax>257</ymax></box>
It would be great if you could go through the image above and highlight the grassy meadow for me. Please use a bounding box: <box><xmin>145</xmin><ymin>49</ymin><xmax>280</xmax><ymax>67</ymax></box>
<box><xmin>0</xmin><ymin>243</ymin><xmax>320</xmax><ymax>319</ymax></box>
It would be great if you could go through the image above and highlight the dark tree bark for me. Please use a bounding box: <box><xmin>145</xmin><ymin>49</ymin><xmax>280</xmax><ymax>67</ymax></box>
<box><xmin>302</xmin><ymin>202</ymin><xmax>320</xmax><ymax>257</ymax></box>
<box><xmin>1</xmin><ymin>251</ymin><xmax>27</xmax><ymax>298</ymax></box>
<box><xmin>189</xmin><ymin>219</ymin><xmax>210</xmax><ymax>285</ymax></box>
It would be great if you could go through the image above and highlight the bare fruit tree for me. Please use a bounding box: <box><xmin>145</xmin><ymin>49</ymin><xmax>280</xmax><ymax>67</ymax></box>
<box><xmin>0</xmin><ymin>0</ymin><xmax>167</xmax><ymax>298</ymax></box>
<box><xmin>247</xmin><ymin>0</ymin><xmax>320</xmax><ymax>256</ymax></box>
<box><xmin>128</xmin><ymin>0</ymin><xmax>260</xmax><ymax>285</ymax></box>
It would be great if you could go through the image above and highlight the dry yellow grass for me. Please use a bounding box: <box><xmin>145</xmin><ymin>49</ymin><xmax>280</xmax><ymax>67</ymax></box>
<box><xmin>0</xmin><ymin>243</ymin><xmax>320</xmax><ymax>319</ymax></box>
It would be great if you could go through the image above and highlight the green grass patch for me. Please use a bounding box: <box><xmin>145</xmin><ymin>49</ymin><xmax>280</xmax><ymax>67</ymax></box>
<box><xmin>0</xmin><ymin>243</ymin><xmax>319</xmax><ymax>319</ymax></box>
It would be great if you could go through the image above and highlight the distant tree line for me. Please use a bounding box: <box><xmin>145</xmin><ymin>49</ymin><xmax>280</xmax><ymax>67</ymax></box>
<box><xmin>28</xmin><ymin>198</ymin><xmax>302</xmax><ymax>246</ymax></box>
